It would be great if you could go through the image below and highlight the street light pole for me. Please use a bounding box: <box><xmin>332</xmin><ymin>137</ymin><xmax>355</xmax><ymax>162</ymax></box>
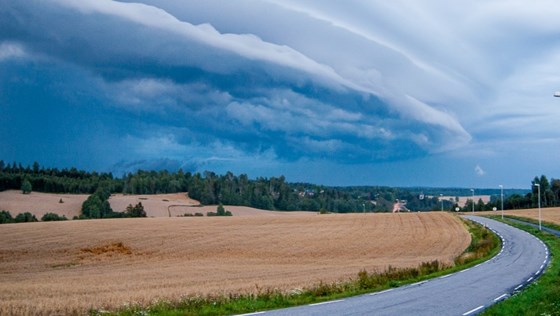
<box><xmin>440</xmin><ymin>194</ymin><xmax>443</xmax><ymax>211</ymax></box>
<box><xmin>499</xmin><ymin>185</ymin><xmax>504</xmax><ymax>220</ymax></box>
<box><xmin>534</xmin><ymin>183</ymin><xmax>542</xmax><ymax>230</ymax></box>
<box><xmin>470</xmin><ymin>189</ymin><xmax>475</xmax><ymax>213</ymax></box>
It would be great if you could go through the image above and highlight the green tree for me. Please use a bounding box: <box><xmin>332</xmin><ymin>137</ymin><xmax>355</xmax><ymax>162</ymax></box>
<box><xmin>21</xmin><ymin>179</ymin><xmax>32</xmax><ymax>194</ymax></box>
<box><xmin>41</xmin><ymin>212</ymin><xmax>68</xmax><ymax>221</ymax></box>
<box><xmin>125</xmin><ymin>202</ymin><xmax>146</xmax><ymax>218</ymax></box>
<box><xmin>0</xmin><ymin>210</ymin><xmax>14</xmax><ymax>224</ymax></box>
<box><xmin>14</xmin><ymin>212</ymin><xmax>38</xmax><ymax>223</ymax></box>
<box><xmin>217</xmin><ymin>203</ymin><xmax>226</xmax><ymax>216</ymax></box>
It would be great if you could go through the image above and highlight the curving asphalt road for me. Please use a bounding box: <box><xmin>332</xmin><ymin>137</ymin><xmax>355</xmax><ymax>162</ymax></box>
<box><xmin>240</xmin><ymin>216</ymin><xmax>549</xmax><ymax>316</ymax></box>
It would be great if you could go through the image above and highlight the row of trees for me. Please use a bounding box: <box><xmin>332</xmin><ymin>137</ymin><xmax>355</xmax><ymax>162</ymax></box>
<box><xmin>0</xmin><ymin>210</ymin><xmax>68</xmax><ymax>224</ymax></box>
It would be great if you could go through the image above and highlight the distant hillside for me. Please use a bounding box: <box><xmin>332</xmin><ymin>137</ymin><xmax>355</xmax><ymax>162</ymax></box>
<box><xmin>0</xmin><ymin>160</ymin><xmax>551</xmax><ymax>213</ymax></box>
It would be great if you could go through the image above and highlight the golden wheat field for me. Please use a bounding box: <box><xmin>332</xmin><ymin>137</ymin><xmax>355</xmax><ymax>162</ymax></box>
<box><xmin>0</xmin><ymin>212</ymin><xmax>470</xmax><ymax>315</ymax></box>
<box><xmin>478</xmin><ymin>207</ymin><xmax>560</xmax><ymax>225</ymax></box>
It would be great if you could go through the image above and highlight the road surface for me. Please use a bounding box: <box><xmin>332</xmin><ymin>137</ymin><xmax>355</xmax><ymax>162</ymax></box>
<box><xmin>242</xmin><ymin>216</ymin><xmax>549</xmax><ymax>316</ymax></box>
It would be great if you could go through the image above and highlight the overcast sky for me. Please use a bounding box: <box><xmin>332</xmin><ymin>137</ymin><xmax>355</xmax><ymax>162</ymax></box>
<box><xmin>2</xmin><ymin>0</ymin><xmax>560</xmax><ymax>188</ymax></box>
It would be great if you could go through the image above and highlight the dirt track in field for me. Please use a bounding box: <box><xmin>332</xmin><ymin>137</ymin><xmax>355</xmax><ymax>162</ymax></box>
<box><xmin>0</xmin><ymin>212</ymin><xmax>470</xmax><ymax>315</ymax></box>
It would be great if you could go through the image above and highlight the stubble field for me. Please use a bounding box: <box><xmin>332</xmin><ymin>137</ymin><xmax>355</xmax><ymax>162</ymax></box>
<box><xmin>478</xmin><ymin>207</ymin><xmax>560</xmax><ymax>225</ymax></box>
<box><xmin>0</xmin><ymin>190</ymin><xmax>312</xmax><ymax>218</ymax></box>
<box><xmin>0</xmin><ymin>212</ymin><xmax>470</xmax><ymax>315</ymax></box>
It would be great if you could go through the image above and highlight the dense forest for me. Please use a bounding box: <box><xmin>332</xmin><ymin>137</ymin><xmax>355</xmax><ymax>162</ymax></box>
<box><xmin>0</xmin><ymin>160</ymin><xmax>544</xmax><ymax>213</ymax></box>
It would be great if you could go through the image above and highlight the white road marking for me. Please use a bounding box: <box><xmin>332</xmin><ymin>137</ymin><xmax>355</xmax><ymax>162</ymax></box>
<box><xmin>494</xmin><ymin>294</ymin><xmax>508</xmax><ymax>302</ymax></box>
<box><xmin>439</xmin><ymin>274</ymin><xmax>451</xmax><ymax>279</ymax></box>
<box><xmin>369</xmin><ymin>288</ymin><xmax>394</xmax><ymax>296</ymax></box>
<box><xmin>463</xmin><ymin>305</ymin><xmax>485</xmax><ymax>315</ymax></box>
<box><xmin>527</xmin><ymin>277</ymin><xmax>534</xmax><ymax>282</ymax></box>
<box><xmin>238</xmin><ymin>312</ymin><xmax>265</xmax><ymax>316</ymax></box>
<box><xmin>459</xmin><ymin>268</ymin><xmax>471</xmax><ymax>273</ymax></box>
<box><xmin>309</xmin><ymin>299</ymin><xmax>345</xmax><ymax>306</ymax></box>
<box><xmin>515</xmin><ymin>284</ymin><xmax>523</xmax><ymax>291</ymax></box>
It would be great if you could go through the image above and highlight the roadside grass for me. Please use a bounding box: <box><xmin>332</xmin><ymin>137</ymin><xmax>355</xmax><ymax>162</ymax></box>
<box><xmin>95</xmin><ymin>217</ymin><xmax>499</xmax><ymax>316</ymax></box>
<box><xmin>482</xmin><ymin>216</ymin><xmax>560</xmax><ymax>316</ymax></box>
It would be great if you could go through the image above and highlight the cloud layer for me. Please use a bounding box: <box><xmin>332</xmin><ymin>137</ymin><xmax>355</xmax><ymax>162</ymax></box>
<box><xmin>2</xmin><ymin>0</ymin><xmax>560</xmax><ymax>187</ymax></box>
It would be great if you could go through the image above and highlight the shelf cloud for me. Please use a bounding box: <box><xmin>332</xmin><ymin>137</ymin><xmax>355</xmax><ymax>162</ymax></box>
<box><xmin>2</xmin><ymin>0</ymin><xmax>560</xmax><ymax>187</ymax></box>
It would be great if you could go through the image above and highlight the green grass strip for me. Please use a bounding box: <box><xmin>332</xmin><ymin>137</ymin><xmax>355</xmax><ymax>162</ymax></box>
<box><xmin>93</xmin><ymin>217</ymin><xmax>499</xmax><ymax>316</ymax></box>
<box><xmin>482</xmin><ymin>216</ymin><xmax>560</xmax><ymax>316</ymax></box>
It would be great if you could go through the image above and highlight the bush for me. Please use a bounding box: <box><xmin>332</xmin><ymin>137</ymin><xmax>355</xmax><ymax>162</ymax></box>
<box><xmin>14</xmin><ymin>212</ymin><xmax>38</xmax><ymax>223</ymax></box>
<box><xmin>209</xmin><ymin>204</ymin><xmax>233</xmax><ymax>217</ymax></box>
<box><xmin>21</xmin><ymin>179</ymin><xmax>32</xmax><ymax>194</ymax></box>
<box><xmin>0</xmin><ymin>210</ymin><xmax>14</xmax><ymax>224</ymax></box>
<box><xmin>125</xmin><ymin>202</ymin><xmax>147</xmax><ymax>218</ymax></box>
<box><xmin>41</xmin><ymin>212</ymin><xmax>68</xmax><ymax>221</ymax></box>
<box><xmin>194</xmin><ymin>212</ymin><xmax>204</xmax><ymax>217</ymax></box>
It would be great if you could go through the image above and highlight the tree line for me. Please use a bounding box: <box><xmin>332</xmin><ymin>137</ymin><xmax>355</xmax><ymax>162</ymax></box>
<box><xmin>0</xmin><ymin>160</ymin><xmax>550</xmax><ymax>214</ymax></box>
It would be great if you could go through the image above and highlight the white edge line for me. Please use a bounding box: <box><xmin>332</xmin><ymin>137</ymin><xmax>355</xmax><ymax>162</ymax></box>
<box><xmin>309</xmin><ymin>299</ymin><xmax>345</xmax><ymax>306</ymax></box>
<box><xmin>238</xmin><ymin>312</ymin><xmax>265</xmax><ymax>316</ymax></box>
<box><xmin>463</xmin><ymin>305</ymin><xmax>485</xmax><ymax>316</ymax></box>
<box><xmin>515</xmin><ymin>284</ymin><xmax>523</xmax><ymax>290</ymax></box>
<box><xmin>494</xmin><ymin>294</ymin><xmax>508</xmax><ymax>302</ymax></box>
<box><xmin>369</xmin><ymin>288</ymin><xmax>394</xmax><ymax>296</ymax></box>
<box><xmin>439</xmin><ymin>274</ymin><xmax>451</xmax><ymax>279</ymax></box>
<box><xmin>527</xmin><ymin>277</ymin><xmax>534</xmax><ymax>282</ymax></box>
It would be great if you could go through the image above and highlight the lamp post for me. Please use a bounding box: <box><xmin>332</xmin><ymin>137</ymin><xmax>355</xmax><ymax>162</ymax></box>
<box><xmin>499</xmin><ymin>185</ymin><xmax>504</xmax><ymax>220</ymax></box>
<box><xmin>470</xmin><ymin>189</ymin><xmax>475</xmax><ymax>213</ymax></box>
<box><xmin>440</xmin><ymin>194</ymin><xmax>443</xmax><ymax>211</ymax></box>
<box><xmin>534</xmin><ymin>183</ymin><xmax>542</xmax><ymax>230</ymax></box>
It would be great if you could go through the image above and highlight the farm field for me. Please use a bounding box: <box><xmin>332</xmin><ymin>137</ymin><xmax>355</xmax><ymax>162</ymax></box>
<box><xmin>0</xmin><ymin>190</ymin><xmax>88</xmax><ymax>219</ymax></box>
<box><xmin>0</xmin><ymin>190</ymin><xmax>311</xmax><ymax>218</ymax></box>
<box><xmin>478</xmin><ymin>207</ymin><xmax>560</xmax><ymax>225</ymax></box>
<box><xmin>0</xmin><ymin>212</ymin><xmax>470</xmax><ymax>315</ymax></box>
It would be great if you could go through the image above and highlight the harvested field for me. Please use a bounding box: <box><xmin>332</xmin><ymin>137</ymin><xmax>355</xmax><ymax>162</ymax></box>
<box><xmin>0</xmin><ymin>190</ymin><xmax>308</xmax><ymax>218</ymax></box>
<box><xmin>0</xmin><ymin>212</ymin><xmax>470</xmax><ymax>315</ymax></box>
<box><xmin>478</xmin><ymin>207</ymin><xmax>560</xmax><ymax>225</ymax></box>
<box><xmin>0</xmin><ymin>190</ymin><xmax>87</xmax><ymax>219</ymax></box>
<box><xmin>441</xmin><ymin>195</ymin><xmax>491</xmax><ymax>207</ymax></box>
<box><xmin>109</xmin><ymin>192</ymin><xmax>200</xmax><ymax>217</ymax></box>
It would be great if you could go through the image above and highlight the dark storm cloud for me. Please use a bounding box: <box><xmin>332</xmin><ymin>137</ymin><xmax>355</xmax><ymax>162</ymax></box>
<box><xmin>3</xmin><ymin>0</ymin><xmax>560</xmax><ymax>187</ymax></box>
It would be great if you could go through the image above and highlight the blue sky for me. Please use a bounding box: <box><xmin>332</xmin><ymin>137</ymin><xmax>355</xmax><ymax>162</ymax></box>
<box><xmin>1</xmin><ymin>0</ymin><xmax>560</xmax><ymax>188</ymax></box>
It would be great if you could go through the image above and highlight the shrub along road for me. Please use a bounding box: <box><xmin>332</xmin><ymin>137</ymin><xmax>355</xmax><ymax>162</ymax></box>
<box><xmin>254</xmin><ymin>216</ymin><xmax>549</xmax><ymax>316</ymax></box>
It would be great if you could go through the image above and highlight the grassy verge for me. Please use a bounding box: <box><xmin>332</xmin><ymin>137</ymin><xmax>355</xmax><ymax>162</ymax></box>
<box><xmin>481</xmin><ymin>216</ymin><xmax>560</xmax><ymax>316</ymax></box>
<box><xmin>95</xmin><ymin>217</ymin><xmax>499</xmax><ymax>316</ymax></box>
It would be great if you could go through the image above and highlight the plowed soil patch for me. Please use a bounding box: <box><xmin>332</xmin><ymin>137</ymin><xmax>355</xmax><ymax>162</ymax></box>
<box><xmin>0</xmin><ymin>212</ymin><xmax>470</xmax><ymax>315</ymax></box>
